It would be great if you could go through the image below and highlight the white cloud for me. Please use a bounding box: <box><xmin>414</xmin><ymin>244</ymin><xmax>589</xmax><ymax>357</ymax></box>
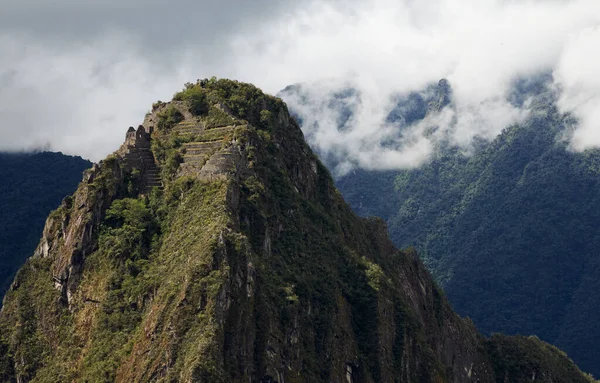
<box><xmin>0</xmin><ymin>32</ymin><xmax>193</xmax><ymax>160</ymax></box>
<box><xmin>0</xmin><ymin>0</ymin><xmax>599</xmax><ymax>166</ymax></box>
<box><xmin>554</xmin><ymin>25</ymin><xmax>600</xmax><ymax>151</ymax></box>
<box><xmin>228</xmin><ymin>0</ymin><xmax>600</xmax><ymax>172</ymax></box>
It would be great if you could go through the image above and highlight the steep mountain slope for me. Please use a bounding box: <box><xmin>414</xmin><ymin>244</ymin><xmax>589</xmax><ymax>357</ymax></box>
<box><xmin>0</xmin><ymin>152</ymin><xmax>91</xmax><ymax>302</ymax></box>
<box><xmin>383</xmin><ymin>106</ymin><xmax>600</xmax><ymax>376</ymax></box>
<box><xmin>281</xmin><ymin>80</ymin><xmax>600</xmax><ymax>376</ymax></box>
<box><xmin>0</xmin><ymin>79</ymin><xmax>594</xmax><ymax>383</ymax></box>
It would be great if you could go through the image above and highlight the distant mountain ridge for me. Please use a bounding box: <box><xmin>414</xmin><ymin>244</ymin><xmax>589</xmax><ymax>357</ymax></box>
<box><xmin>280</xmin><ymin>76</ymin><xmax>600</xmax><ymax>376</ymax></box>
<box><xmin>0</xmin><ymin>151</ymin><xmax>91</xmax><ymax>302</ymax></box>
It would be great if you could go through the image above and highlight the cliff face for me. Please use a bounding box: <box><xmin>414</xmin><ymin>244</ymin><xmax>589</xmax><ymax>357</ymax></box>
<box><xmin>320</xmin><ymin>79</ymin><xmax>600</xmax><ymax>376</ymax></box>
<box><xmin>0</xmin><ymin>79</ymin><xmax>593</xmax><ymax>383</ymax></box>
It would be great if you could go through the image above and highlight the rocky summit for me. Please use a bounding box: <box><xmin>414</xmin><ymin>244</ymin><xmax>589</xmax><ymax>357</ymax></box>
<box><xmin>0</xmin><ymin>79</ymin><xmax>594</xmax><ymax>383</ymax></box>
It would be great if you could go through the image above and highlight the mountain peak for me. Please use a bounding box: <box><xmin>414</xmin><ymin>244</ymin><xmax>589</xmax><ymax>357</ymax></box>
<box><xmin>427</xmin><ymin>78</ymin><xmax>453</xmax><ymax>114</ymax></box>
<box><xmin>115</xmin><ymin>80</ymin><xmax>309</xmax><ymax>185</ymax></box>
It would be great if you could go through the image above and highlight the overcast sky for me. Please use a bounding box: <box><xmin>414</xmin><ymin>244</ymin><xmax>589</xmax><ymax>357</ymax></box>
<box><xmin>1</xmin><ymin>0</ymin><xmax>599</xmax><ymax>168</ymax></box>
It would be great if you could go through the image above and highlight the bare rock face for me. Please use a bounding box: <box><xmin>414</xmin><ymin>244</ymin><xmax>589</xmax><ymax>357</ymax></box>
<box><xmin>32</xmin><ymin>159</ymin><xmax>123</xmax><ymax>307</ymax></box>
<box><xmin>0</xmin><ymin>79</ymin><xmax>594</xmax><ymax>383</ymax></box>
<box><xmin>427</xmin><ymin>78</ymin><xmax>453</xmax><ymax>115</ymax></box>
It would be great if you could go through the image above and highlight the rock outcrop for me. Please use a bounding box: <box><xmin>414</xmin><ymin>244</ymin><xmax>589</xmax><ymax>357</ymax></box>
<box><xmin>31</xmin><ymin>160</ymin><xmax>123</xmax><ymax>307</ymax></box>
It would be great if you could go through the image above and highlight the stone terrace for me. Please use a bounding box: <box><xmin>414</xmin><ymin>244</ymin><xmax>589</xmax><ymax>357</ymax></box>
<box><xmin>176</xmin><ymin>124</ymin><xmax>240</xmax><ymax>178</ymax></box>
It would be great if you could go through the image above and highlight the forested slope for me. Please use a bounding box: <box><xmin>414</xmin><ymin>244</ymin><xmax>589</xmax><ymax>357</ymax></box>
<box><xmin>282</xmin><ymin>79</ymin><xmax>600</xmax><ymax>376</ymax></box>
<box><xmin>0</xmin><ymin>152</ymin><xmax>91</xmax><ymax>301</ymax></box>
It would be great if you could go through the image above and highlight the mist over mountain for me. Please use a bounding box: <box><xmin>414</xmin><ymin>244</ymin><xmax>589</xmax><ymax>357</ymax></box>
<box><xmin>281</xmin><ymin>76</ymin><xmax>600</xmax><ymax>376</ymax></box>
<box><xmin>0</xmin><ymin>152</ymin><xmax>91</xmax><ymax>302</ymax></box>
<box><xmin>278</xmin><ymin>73</ymin><xmax>558</xmax><ymax>176</ymax></box>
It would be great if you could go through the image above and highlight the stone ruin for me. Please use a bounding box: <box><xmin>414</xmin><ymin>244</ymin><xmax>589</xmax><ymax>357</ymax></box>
<box><xmin>122</xmin><ymin>125</ymin><xmax>162</xmax><ymax>192</ymax></box>
<box><xmin>125</xmin><ymin>125</ymin><xmax>152</xmax><ymax>148</ymax></box>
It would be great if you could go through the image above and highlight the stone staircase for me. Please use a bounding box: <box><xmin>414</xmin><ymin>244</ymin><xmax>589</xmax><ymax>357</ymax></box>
<box><xmin>124</xmin><ymin>147</ymin><xmax>163</xmax><ymax>192</ymax></box>
<box><xmin>144</xmin><ymin>167</ymin><xmax>162</xmax><ymax>190</ymax></box>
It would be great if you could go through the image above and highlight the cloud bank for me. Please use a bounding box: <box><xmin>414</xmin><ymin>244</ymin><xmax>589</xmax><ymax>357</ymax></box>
<box><xmin>0</xmin><ymin>33</ymin><xmax>191</xmax><ymax>159</ymax></box>
<box><xmin>0</xmin><ymin>0</ymin><xmax>599</xmax><ymax>166</ymax></box>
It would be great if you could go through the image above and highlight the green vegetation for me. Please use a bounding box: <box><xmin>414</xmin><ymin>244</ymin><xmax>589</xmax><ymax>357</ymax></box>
<box><xmin>151</xmin><ymin>136</ymin><xmax>184</xmax><ymax>180</ymax></box>
<box><xmin>173</xmin><ymin>78</ymin><xmax>284</xmax><ymax>131</ymax></box>
<box><xmin>80</xmin><ymin>198</ymin><xmax>158</xmax><ymax>382</ymax></box>
<box><xmin>336</xmin><ymin>100</ymin><xmax>600</xmax><ymax>376</ymax></box>
<box><xmin>235</xmin><ymin>127</ymin><xmax>392</xmax><ymax>380</ymax></box>
<box><xmin>0</xmin><ymin>255</ymin><xmax>62</xmax><ymax>381</ymax></box>
<box><xmin>174</xmin><ymin>84</ymin><xmax>209</xmax><ymax>116</ymax></box>
<box><xmin>0</xmin><ymin>173</ymin><xmax>231</xmax><ymax>382</ymax></box>
<box><xmin>487</xmin><ymin>335</ymin><xmax>596</xmax><ymax>383</ymax></box>
<box><xmin>156</xmin><ymin>105</ymin><xmax>184</xmax><ymax>131</ymax></box>
<box><xmin>204</xmin><ymin>106</ymin><xmax>237</xmax><ymax>128</ymax></box>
